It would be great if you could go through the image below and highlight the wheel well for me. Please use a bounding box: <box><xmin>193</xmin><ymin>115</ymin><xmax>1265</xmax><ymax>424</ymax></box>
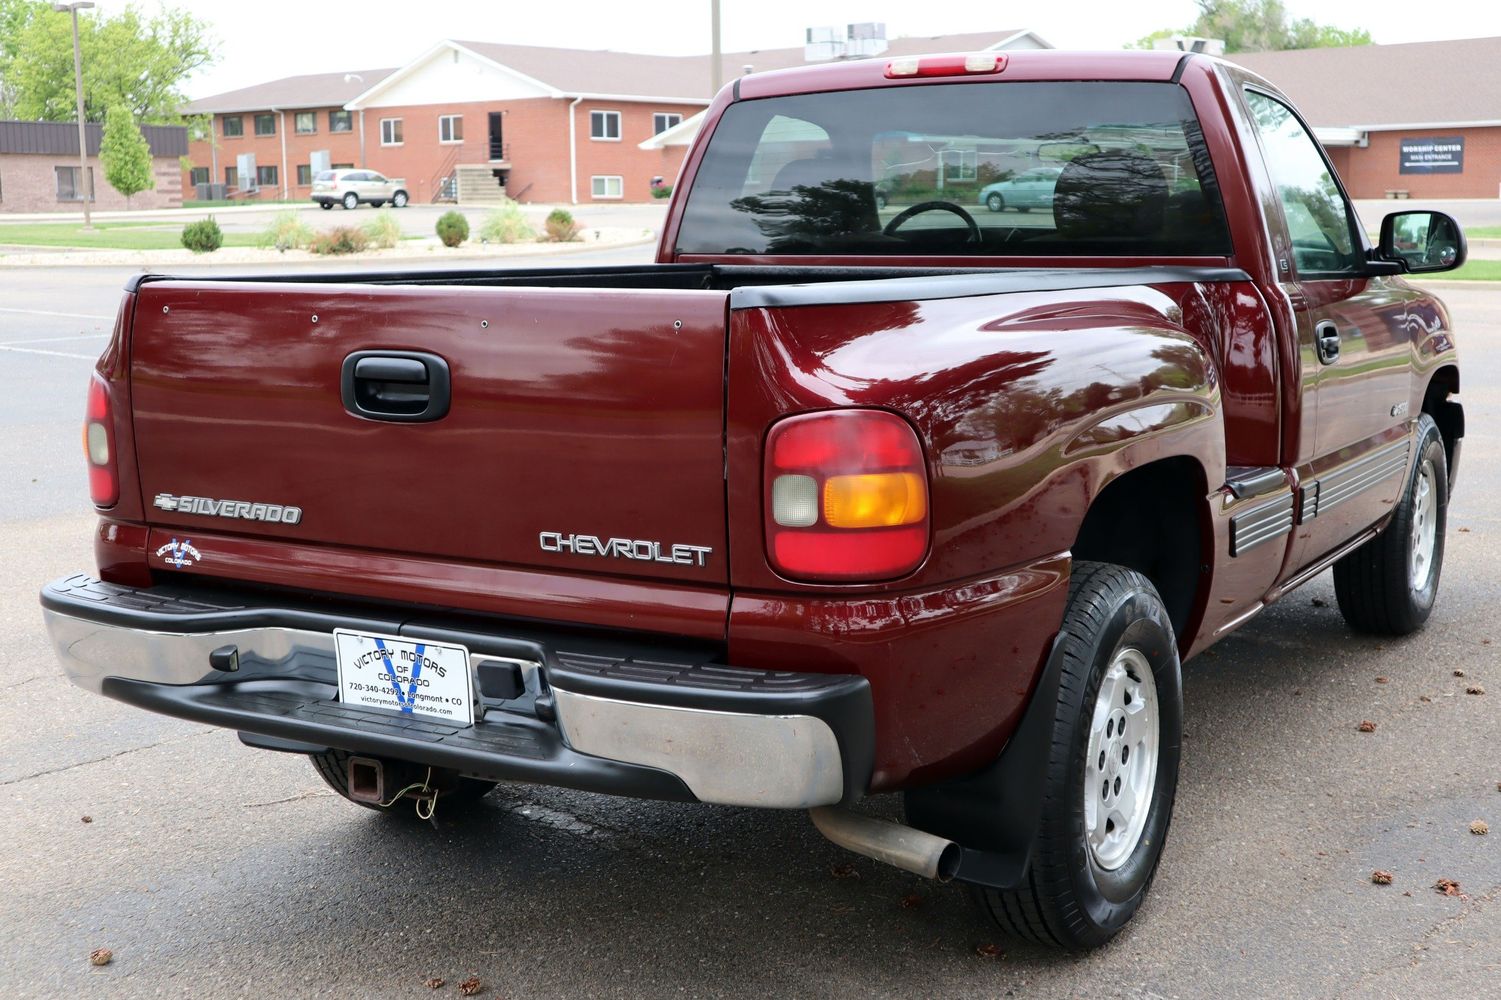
<box><xmin>1072</xmin><ymin>457</ymin><xmax>1208</xmax><ymax>645</ymax></box>
<box><xmin>1422</xmin><ymin>365</ymin><xmax>1461</xmax><ymax>470</ymax></box>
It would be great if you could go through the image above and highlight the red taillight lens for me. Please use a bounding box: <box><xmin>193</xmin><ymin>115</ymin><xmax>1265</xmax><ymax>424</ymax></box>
<box><xmin>84</xmin><ymin>374</ymin><xmax>118</xmax><ymax>507</ymax></box>
<box><xmin>764</xmin><ymin>410</ymin><xmax>930</xmax><ymax>582</ymax></box>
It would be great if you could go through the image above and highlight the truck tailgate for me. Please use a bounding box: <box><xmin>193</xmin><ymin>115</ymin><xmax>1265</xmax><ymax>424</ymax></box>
<box><xmin>128</xmin><ymin>281</ymin><xmax>730</xmax><ymax>586</ymax></box>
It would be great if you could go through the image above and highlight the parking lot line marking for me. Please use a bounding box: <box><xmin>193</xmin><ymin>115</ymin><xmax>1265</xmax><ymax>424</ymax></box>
<box><xmin>0</xmin><ymin>333</ymin><xmax>111</xmax><ymax>346</ymax></box>
<box><xmin>0</xmin><ymin>344</ymin><xmax>97</xmax><ymax>360</ymax></box>
<box><xmin>0</xmin><ymin>307</ymin><xmax>113</xmax><ymax>321</ymax></box>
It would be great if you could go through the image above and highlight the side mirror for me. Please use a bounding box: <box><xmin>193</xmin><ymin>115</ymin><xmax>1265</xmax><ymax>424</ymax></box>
<box><xmin>1377</xmin><ymin>210</ymin><xmax>1467</xmax><ymax>274</ymax></box>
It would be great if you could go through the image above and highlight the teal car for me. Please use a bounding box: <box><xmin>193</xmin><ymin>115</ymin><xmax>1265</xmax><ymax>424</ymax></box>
<box><xmin>979</xmin><ymin>166</ymin><xmax>1063</xmax><ymax>213</ymax></box>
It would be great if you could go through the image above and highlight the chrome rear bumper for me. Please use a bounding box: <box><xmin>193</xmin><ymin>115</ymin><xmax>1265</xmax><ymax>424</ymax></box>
<box><xmin>41</xmin><ymin>575</ymin><xmax>872</xmax><ymax>809</ymax></box>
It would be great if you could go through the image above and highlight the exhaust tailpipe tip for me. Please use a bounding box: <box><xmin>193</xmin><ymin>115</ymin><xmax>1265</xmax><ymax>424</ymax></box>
<box><xmin>809</xmin><ymin>806</ymin><xmax>960</xmax><ymax>882</ymax></box>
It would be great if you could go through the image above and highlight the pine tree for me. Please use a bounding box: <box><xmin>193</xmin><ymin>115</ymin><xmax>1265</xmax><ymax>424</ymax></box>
<box><xmin>100</xmin><ymin>103</ymin><xmax>154</xmax><ymax>209</ymax></box>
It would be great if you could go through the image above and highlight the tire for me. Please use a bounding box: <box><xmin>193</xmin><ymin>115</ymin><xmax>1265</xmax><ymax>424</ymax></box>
<box><xmin>987</xmin><ymin>192</ymin><xmax>1004</xmax><ymax>212</ymax></box>
<box><xmin>310</xmin><ymin>748</ymin><xmax>497</xmax><ymax>815</ymax></box>
<box><xmin>319</xmin><ymin>202</ymin><xmax>333</xmax><ymax>210</ymax></box>
<box><xmin>342</xmin><ymin>192</ymin><xmax>359</xmax><ymax>210</ymax></box>
<box><xmin>392</xmin><ymin>191</ymin><xmax>409</xmax><ymax>208</ymax></box>
<box><xmin>371</xmin><ymin>200</ymin><xmax>385</xmax><ymax>208</ymax></box>
<box><xmin>1017</xmin><ymin>205</ymin><xmax>1031</xmax><ymax>214</ymax></box>
<box><xmin>1333</xmin><ymin>413</ymin><xmax>1448</xmax><ymax>635</ymax></box>
<box><xmin>974</xmin><ymin>561</ymin><xmax>1183</xmax><ymax>951</ymax></box>
<box><xmin>875</xmin><ymin>192</ymin><xmax>887</xmax><ymax>209</ymax></box>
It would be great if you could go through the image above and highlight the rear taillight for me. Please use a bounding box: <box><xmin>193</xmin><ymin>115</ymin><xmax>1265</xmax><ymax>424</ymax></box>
<box><xmin>764</xmin><ymin>410</ymin><xmax>929</xmax><ymax>582</ymax></box>
<box><xmin>84</xmin><ymin>374</ymin><xmax>118</xmax><ymax>507</ymax></box>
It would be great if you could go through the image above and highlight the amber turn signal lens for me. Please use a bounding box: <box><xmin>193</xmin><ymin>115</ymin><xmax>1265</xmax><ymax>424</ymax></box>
<box><xmin>822</xmin><ymin>472</ymin><xmax>926</xmax><ymax>528</ymax></box>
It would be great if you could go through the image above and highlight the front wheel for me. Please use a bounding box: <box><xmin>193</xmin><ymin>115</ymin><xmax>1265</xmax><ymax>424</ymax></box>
<box><xmin>392</xmin><ymin>191</ymin><xmax>409</xmax><ymax>208</ymax></box>
<box><xmin>1333</xmin><ymin>413</ymin><xmax>1448</xmax><ymax>634</ymax></box>
<box><xmin>975</xmin><ymin>561</ymin><xmax>1183</xmax><ymax>950</ymax></box>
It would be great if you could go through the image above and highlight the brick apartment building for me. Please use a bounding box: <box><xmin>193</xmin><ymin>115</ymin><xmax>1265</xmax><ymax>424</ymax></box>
<box><xmin>0</xmin><ymin>119</ymin><xmax>186</xmax><ymax>213</ymax></box>
<box><xmin>1229</xmin><ymin>37</ymin><xmax>1501</xmax><ymax>199</ymax></box>
<box><xmin>181</xmin><ymin>29</ymin><xmax>1052</xmax><ymax>205</ymax></box>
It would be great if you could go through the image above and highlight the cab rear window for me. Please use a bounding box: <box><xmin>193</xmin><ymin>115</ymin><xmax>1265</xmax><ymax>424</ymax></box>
<box><xmin>675</xmin><ymin>81</ymin><xmax>1232</xmax><ymax>257</ymax></box>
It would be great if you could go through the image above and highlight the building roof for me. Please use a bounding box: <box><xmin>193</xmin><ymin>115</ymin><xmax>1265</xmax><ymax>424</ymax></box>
<box><xmin>0</xmin><ymin>119</ymin><xmax>187</xmax><ymax>157</ymax></box>
<box><xmin>1227</xmin><ymin>37</ymin><xmax>1501</xmax><ymax>130</ymax></box>
<box><xmin>451</xmin><ymin>30</ymin><xmax>1044</xmax><ymax>102</ymax></box>
<box><xmin>183</xmin><ymin>68</ymin><xmax>396</xmax><ymax>115</ymax></box>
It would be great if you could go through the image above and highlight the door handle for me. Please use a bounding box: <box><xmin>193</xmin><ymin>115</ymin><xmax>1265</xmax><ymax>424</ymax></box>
<box><xmin>341</xmin><ymin>350</ymin><xmax>451</xmax><ymax>422</ymax></box>
<box><xmin>1315</xmin><ymin>320</ymin><xmax>1341</xmax><ymax>365</ymax></box>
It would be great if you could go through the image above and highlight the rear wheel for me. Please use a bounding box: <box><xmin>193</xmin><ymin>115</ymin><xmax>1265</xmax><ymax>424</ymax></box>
<box><xmin>986</xmin><ymin>192</ymin><xmax>1004</xmax><ymax>212</ymax></box>
<box><xmin>974</xmin><ymin>561</ymin><xmax>1183</xmax><ymax>950</ymax></box>
<box><xmin>1333</xmin><ymin>413</ymin><xmax>1448</xmax><ymax>634</ymax></box>
<box><xmin>319</xmin><ymin>202</ymin><xmax>333</xmax><ymax>210</ymax></box>
<box><xmin>310</xmin><ymin>749</ymin><xmax>497</xmax><ymax>815</ymax></box>
<box><xmin>342</xmin><ymin>192</ymin><xmax>359</xmax><ymax>210</ymax></box>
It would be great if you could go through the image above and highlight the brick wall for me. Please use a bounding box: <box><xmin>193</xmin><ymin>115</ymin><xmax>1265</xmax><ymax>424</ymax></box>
<box><xmin>182</xmin><ymin>107</ymin><xmax>363</xmax><ymax>200</ymax></box>
<box><xmin>353</xmin><ymin>97</ymin><xmax>698</xmax><ymax>205</ymax></box>
<box><xmin>0</xmin><ymin>152</ymin><xmax>182</xmax><ymax>213</ymax></box>
<box><xmin>1336</xmin><ymin>126</ymin><xmax>1501</xmax><ymax>199</ymax></box>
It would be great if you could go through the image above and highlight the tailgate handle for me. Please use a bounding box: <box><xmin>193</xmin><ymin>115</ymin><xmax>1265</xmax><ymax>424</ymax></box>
<box><xmin>342</xmin><ymin>350</ymin><xmax>451</xmax><ymax>422</ymax></box>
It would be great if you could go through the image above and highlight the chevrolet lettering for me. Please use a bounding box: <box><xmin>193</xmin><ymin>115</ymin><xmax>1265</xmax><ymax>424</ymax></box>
<box><xmin>539</xmin><ymin>531</ymin><xmax>713</xmax><ymax>567</ymax></box>
<box><xmin>43</xmin><ymin>50</ymin><xmax>1465</xmax><ymax>953</ymax></box>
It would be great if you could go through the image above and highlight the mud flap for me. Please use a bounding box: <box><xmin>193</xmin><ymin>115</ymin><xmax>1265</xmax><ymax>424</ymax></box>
<box><xmin>902</xmin><ymin>633</ymin><xmax>1069</xmax><ymax>891</ymax></box>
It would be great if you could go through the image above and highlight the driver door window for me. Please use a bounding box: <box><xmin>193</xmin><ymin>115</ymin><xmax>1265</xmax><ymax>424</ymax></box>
<box><xmin>1245</xmin><ymin>90</ymin><xmax>1360</xmax><ymax>276</ymax></box>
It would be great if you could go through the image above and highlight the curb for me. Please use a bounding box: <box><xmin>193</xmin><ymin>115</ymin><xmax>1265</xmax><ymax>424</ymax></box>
<box><xmin>0</xmin><ymin>233</ymin><xmax>657</xmax><ymax>269</ymax></box>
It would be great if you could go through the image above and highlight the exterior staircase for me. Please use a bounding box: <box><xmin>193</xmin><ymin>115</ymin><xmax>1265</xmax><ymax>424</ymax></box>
<box><xmin>454</xmin><ymin>164</ymin><xmax>510</xmax><ymax>205</ymax></box>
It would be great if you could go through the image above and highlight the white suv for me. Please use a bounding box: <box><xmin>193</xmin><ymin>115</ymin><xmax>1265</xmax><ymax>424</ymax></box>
<box><xmin>312</xmin><ymin>169</ymin><xmax>410</xmax><ymax>210</ymax></box>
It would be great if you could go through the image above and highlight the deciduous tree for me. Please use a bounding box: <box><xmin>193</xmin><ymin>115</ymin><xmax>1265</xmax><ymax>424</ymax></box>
<box><xmin>100</xmin><ymin>103</ymin><xmax>155</xmax><ymax>208</ymax></box>
<box><xmin>1131</xmin><ymin>0</ymin><xmax>1371</xmax><ymax>53</ymax></box>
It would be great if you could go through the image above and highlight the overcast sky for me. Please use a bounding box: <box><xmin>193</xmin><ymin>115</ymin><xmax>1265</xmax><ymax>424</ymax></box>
<box><xmin>87</xmin><ymin>0</ymin><xmax>1501</xmax><ymax>98</ymax></box>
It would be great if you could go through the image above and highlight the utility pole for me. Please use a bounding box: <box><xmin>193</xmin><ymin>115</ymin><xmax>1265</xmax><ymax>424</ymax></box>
<box><xmin>710</xmin><ymin>0</ymin><xmax>722</xmax><ymax>96</ymax></box>
<box><xmin>54</xmin><ymin>2</ymin><xmax>96</xmax><ymax>229</ymax></box>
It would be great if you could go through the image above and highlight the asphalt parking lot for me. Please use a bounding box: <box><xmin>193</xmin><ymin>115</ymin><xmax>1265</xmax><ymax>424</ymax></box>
<box><xmin>1</xmin><ymin>253</ymin><xmax>1497</xmax><ymax>999</ymax></box>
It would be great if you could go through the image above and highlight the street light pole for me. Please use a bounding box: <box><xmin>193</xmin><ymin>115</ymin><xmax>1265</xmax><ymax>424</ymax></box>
<box><xmin>54</xmin><ymin>1</ymin><xmax>96</xmax><ymax>229</ymax></box>
<box><xmin>710</xmin><ymin>0</ymin><xmax>722</xmax><ymax>96</ymax></box>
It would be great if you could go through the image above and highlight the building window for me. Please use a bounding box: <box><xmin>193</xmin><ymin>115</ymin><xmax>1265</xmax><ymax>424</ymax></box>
<box><xmin>296</xmin><ymin>164</ymin><xmax>313</xmax><ymax>186</ymax></box>
<box><xmin>591</xmin><ymin>175</ymin><xmax>623</xmax><ymax>199</ymax></box>
<box><xmin>332</xmin><ymin>162</ymin><xmax>354</xmax><ymax>170</ymax></box>
<box><xmin>55</xmin><ymin>165</ymin><xmax>95</xmax><ymax>201</ymax></box>
<box><xmin>590</xmin><ymin>110</ymin><xmax>621</xmax><ymax>141</ymax></box>
<box><xmin>189</xmin><ymin>166</ymin><xmax>210</xmax><ymax>186</ymax></box>
<box><xmin>254</xmin><ymin>113</ymin><xmax>276</xmax><ymax>136</ymax></box>
<box><xmin>380</xmin><ymin>118</ymin><xmax>403</xmax><ymax>145</ymax></box>
<box><xmin>225</xmin><ymin>165</ymin><xmax>238</xmax><ymax>188</ymax></box>
<box><xmin>653</xmin><ymin>113</ymin><xmax>682</xmax><ymax>135</ymax></box>
<box><xmin>256</xmin><ymin>165</ymin><xmax>278</xmax><ymax>187</ymax></box>
<box><xmin>330</xmin><ymin>110</ymin><xmax>352</xmax><ymax>133</ymax></box>
<box><xmin>439</xmin><ymin>114</ymin><xmax>463</xmax><ymax>143</ymax></box>
<box><xmin>294</xmin><ymin>112</ymin><xmax>316</xmax><ymax>134</ymax></box>
<box><xmin>222</xmin><ymin>115</ymin><xmax>243</xmax><ymax>138</ymax></box>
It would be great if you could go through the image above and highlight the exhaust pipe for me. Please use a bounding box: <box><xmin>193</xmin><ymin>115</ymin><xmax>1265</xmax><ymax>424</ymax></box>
<box><xmin>809</xmin><ymin>806</ymin><xmax>960</xmax><ymax>881</ymax></box>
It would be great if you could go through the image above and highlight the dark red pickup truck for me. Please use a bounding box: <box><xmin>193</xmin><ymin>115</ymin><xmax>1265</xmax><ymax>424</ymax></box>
<box><xmin>43</xmin><ymin>50</ymin><xmax>1466</xmax><ymax>949</ymax></box>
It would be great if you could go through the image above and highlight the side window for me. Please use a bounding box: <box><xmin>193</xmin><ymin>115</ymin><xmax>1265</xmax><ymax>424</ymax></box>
<box><xmin>1244</xmin><ymin>90</ymin><xmax>1360</xmax><ymax>276</ymax></box>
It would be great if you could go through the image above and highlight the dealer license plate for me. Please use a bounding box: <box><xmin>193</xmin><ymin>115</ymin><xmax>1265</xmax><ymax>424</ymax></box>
<box><xmin>334</xmin><ymin>630</ymin><xmax>475</xmax><ymax>726</ymax></box>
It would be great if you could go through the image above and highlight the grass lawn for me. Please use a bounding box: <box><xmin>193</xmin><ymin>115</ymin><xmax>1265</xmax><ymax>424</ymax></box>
<box><xmin>0</xmin><ymin>221</ymin><xmax>259</xmax><ymax>250</ymax></box>
<box><xmin>1410</xmin><ymin>259</ymin><xmax>1501</xmax><ymax>281</ymax></box>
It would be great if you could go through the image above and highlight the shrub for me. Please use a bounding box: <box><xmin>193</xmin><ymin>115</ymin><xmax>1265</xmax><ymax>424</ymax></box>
<box><xmin>544</xmin><ymin>208</ymin><xmax>581</xmax><ymax>242</ymax></box>
<box><xmin>436</xmin><ymin>210</ymin><xmax>469</xmax><ymax>247</ymax></box>
<box><xmin>650</xmin><ymin>184</ymin><xmax>673</xmax><ymax>199</ymax></box>
<box><xmin>259</xmin><ymin>209</ymin><xmax>315</xmax><ymax>251</ymax></box>
<box><xmin>180</xmin><ymin>217</ymin><xmax>223</xmax><ymax>253</ymax></box>
<box><xmin>478</xmin><ymin>200</ymin><xmax>536</xmax><ymax>244</ymax></box>
<box><xmin>362</xmin><ymin>209</ymin><xmax>402</xmax><ymax>249</ymax></box>
<box><xmin>307</xmin><ymin>226</ymin><xmax>370</xmax><ymax>255</ymax></box>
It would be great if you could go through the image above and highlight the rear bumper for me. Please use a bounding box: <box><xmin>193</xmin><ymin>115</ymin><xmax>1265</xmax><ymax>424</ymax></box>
<box><xmin>41</xmin><ymin>575</ymin><xmax>873</xmax><ymax>809</ymax></box>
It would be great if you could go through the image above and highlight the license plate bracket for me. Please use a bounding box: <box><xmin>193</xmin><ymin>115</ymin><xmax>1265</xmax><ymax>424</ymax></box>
<box><xmin>334</xmin><ymin>629</ymin><xmax>475</xmax><ymax>726</ymax></box>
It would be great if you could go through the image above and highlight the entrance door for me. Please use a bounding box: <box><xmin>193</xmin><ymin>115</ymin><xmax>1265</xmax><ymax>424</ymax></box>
<box><xmin>489</xmin><ymin>113</ymin><xmax>504</xmax><ymax>161</ymax></box>
<box><xmin>1242</xmin><ymin>89</ymin><xmax>1417</xmax><ymax>577</ymax></box>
